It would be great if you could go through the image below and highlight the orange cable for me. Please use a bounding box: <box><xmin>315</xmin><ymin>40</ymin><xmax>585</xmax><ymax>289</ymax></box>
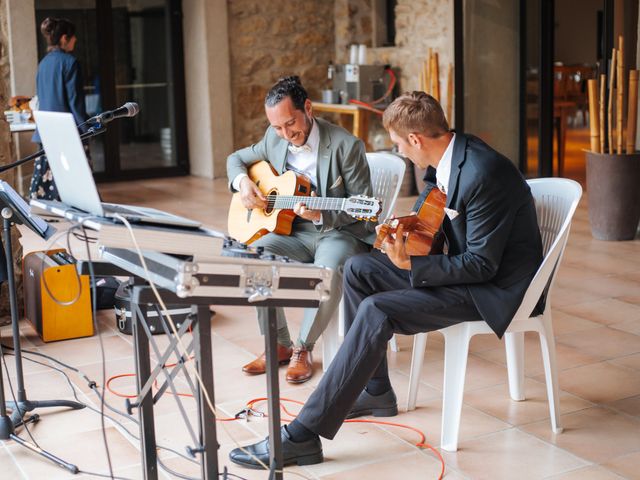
<box><xmin>107</xmin><ymin>372</ymin><xmax>445</xmax><ymax>478</ymax></box>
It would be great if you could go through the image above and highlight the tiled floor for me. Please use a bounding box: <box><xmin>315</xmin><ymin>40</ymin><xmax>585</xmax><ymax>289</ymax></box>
<box><xmin>1</xmin><ymin>175</ymin><xmax>639</xmax><ymax>479</ymax></box>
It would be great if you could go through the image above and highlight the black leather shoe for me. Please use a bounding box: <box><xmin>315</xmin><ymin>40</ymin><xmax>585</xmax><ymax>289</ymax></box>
<box><xmin>229</xmin><ymin>425</ymin><xmax>323</xmax><ymax>469</ymax></box>
<box><xmin>346</xmin><ymin>388</ymin><xmax>398</xmax><ymax>419</ymax></box>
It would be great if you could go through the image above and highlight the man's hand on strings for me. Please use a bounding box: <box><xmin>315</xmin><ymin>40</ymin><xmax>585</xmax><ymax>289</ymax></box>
<box><xmin>381</xmin><ymin>223</ymin><xmax>411</xmax><ymax>270</ymax></box>
<box><xmin>294</xmin><ymin>191</ymin><xmax>321</xmax><ymax>223</ymax></box>
<box><xmin>240</xmin><ymin>177</ymin><xmax>267</xmax><ymax>210</ymax></box>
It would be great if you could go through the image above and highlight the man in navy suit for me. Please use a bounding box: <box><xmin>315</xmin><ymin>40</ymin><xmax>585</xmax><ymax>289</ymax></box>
<box><xmin>229</xmin><ymin>91</ymin><xmax>543</xmax><ymax>468</ymax></box>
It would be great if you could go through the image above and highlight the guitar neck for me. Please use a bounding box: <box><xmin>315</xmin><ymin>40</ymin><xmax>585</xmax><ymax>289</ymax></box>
<box><xmin>267</xmin><ymin>195</ymin><xmax>346</xmax><ymax>211</ymax></box>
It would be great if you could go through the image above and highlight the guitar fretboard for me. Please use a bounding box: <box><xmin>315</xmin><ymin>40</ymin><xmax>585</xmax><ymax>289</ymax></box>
<box><xmin>266</xmin><ymin>195</ymin><xmax>346</xmax><ymax>211</ymax></box>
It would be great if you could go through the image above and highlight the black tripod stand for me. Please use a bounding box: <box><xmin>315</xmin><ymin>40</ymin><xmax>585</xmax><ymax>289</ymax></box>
<box><xmin>0</xmin><ymin>191</ymin><xmax>83</xmax><ymax>472</ymax></box>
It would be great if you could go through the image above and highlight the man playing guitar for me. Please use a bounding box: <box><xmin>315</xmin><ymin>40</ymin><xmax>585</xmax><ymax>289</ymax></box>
<box><xmin>227</xmin><ymin>76</ymin><xmax>375</xmax><ymax>384</ymax></box>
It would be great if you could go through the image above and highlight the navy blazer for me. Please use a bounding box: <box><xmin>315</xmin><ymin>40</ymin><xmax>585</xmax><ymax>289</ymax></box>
<box><xmin>32</xmin><ymin>49</ymin><xmax>87</xmax><ymax>143</ymax></box>
<box><xmin>410</xmin><ymin>134</ymin><xmax>543</xmax><ymax>337</ymax></box>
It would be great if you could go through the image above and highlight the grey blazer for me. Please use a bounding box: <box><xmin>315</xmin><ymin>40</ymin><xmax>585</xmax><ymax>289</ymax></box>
<box><xmin>227</xmin><ymin>117</ymin><xmax>375</xmax><ymax>243</ymax></box>
<box><xmin>410</xmin><ymin>134</ymin><xmax>543</xmax><ymax>337</ymax></box>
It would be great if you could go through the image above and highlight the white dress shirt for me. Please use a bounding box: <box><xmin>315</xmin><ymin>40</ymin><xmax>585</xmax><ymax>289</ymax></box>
<box><xmin>231</xmin><ymin>119</ymin><xmax>320</xmax><ymax>190</ymax></box>
<box><xmin>284</xmin><ymin>119</ymin><xmax>320</xmax><ymax>188</ymax></box>
<box><xmin>436</xmin><ymin>133</ymin><xmax>456</xmax><ymax>194</ymax></box>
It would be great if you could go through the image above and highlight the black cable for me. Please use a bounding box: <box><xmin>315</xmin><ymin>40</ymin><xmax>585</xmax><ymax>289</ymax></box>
<box><xmin>1</xmin><ymin>342</ymin><xmax>197</xmax><ymax>462</ymax></box>
<box><xmin>0</xmin><ymin>339</ymin><xmax>41</xmax><ymax>447</ymax></box>
<box><xmin>2</xmin><ymin>345</ymin><xmax>202</xmax><ymax>473</ymax></box>
<box><xmin>78</xmin><ymin>222</ymin><xmax>116</xmax><ymax>480</ymax></box>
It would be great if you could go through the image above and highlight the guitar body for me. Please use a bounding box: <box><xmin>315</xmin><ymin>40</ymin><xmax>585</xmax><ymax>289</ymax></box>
<box><xmin>373</xmin><ymin>185</ymin><xmax>446</xmax><ymax>256</ymax></box>
<box><xmin>228</xmin><ymin>161</ymin><xmax>312</xmax><ymax>244</ymax></box>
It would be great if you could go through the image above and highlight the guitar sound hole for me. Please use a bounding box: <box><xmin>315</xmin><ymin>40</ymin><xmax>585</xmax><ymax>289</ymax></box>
<box><xmin>264</xmin><ymin>189</ymin><xmax>277</xmax><ymax>215</ymax></box>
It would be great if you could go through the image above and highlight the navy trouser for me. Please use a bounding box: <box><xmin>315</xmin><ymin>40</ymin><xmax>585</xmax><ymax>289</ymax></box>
<box><xmin>297</xmin><ymin>251</ymin><xmax>482</xmax><ymax>439</ymax></box>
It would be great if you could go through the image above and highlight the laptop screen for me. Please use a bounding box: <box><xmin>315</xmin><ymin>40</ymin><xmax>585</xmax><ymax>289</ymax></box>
<box><xmin>33</xmin><ymin>111</ymin><xmax>105</xmax><ymax>216</ymax></box>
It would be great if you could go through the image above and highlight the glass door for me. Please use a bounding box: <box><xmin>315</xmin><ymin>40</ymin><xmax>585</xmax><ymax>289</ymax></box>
<box><xmin>34</xmin><ymin>0</ymin><xmax>188</xmax><ymax>181</ymax></box>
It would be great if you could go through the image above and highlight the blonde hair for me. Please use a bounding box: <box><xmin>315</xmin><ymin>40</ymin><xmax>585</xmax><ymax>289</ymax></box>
<box><xmin>382</xmin><ymin>91</ymin><xmax>449</xmax><ymax>138</ymax></box>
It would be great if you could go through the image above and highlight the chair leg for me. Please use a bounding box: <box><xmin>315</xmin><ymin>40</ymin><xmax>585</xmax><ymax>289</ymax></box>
<box><xmin>389</xmin><ymin>334</ymin><xmax>399</xmax><ymax>352</ymax></box>
<box><xmin>322</xmin><ymin>310</ymin><xmax>341</xmax><ymax>372</ymax></box>
<box><xmin>441</xmin><ymin>325</ymin><xmax>471</xmax><ymax>452</ymax></box>
<box><xmin>538</xmin><ymin>313</ymin><xmax>563</xmax><ymax>434</ymax></box>
<box><xmin>406</xmin><ymin>332</ymin><xmax>428</xmax><ymax>411</ymax></box>
<box><xmin>505</xmin><ymin>331</ymin><xmax>525</xmax><ymax>401</ymax></box>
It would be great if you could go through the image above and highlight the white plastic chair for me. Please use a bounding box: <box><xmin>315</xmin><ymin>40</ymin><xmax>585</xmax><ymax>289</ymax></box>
<box><xmin>322</xmin><ymin>151</ymin><xmax>407</xmax><ymax>370</ymax></box>
<box><xmin>406</xmin><ymin>178</ymin><xmax>582</xmax><ymax>452</ymax></box>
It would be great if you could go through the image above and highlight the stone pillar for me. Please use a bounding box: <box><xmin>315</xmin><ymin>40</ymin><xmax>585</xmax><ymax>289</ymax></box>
<box><xmin>183</xmin><ymin>0</ymin><xmax>234</xmax><ymax>179</ymax></box>
<box><xmin>4</xmin><ymin>0</ymin><xmax>38</xmax><ymax>194</ymax></box>
<box><xmin>0</xmin><ymin>0</ymin><xmax>23</xmax><ymax>321</ymax></box>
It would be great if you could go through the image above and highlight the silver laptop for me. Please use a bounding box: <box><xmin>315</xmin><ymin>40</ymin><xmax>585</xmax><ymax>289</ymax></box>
<box><xmin>33</xmin><ymin>111</ymin><xmax>201</xmax><ymax>228</ymax></box>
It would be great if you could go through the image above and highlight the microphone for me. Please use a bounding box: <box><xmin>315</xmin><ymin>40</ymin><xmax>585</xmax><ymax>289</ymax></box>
<box><xmin>88</xmin><ymin>102</ymin><xmax>139</xmax><ymax>124</ymax></box>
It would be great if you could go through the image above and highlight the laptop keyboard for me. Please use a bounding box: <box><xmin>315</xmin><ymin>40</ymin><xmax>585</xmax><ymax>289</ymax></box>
<box><xmin>102</xmin><ymin>203</ymin><xmax>147</xmax><ymax>216</ymax></box>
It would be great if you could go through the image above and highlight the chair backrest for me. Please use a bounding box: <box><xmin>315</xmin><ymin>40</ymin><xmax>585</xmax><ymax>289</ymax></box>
<box><xmin>512</xmin><ymin>178</ymin><xmax>582</xmax><ymax>319</ymax></box>
<box><xmin>366</xmin><ymin>151</ymin><xmax>406</xmax><ymax>222</ymax></box>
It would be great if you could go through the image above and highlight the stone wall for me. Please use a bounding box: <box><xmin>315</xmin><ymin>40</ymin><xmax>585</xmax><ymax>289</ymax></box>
<box><xmin>0</xmin><ymin>0</ymin><xmax>18</xmax><ymax>321</ymax></box>
<box><xmin>227</xmin><ymin>0</ymin><xmax>336</xmax><ymax>149</ymax></box>
<box><xmin>334</xmin><ymin>0</ymin><xmax>454</xmax><ymax>151</ymax></box>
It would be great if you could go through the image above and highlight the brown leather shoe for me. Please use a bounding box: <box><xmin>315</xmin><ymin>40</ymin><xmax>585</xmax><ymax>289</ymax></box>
<box><xmin>242</xmin><ymin>344</ymin><xmax>293</xmax><ymax>375</ymax></box>
<box><xmin>286</xmin><ymin>347</ymin><xmax>313</xmax><ymax>384</ymax></box>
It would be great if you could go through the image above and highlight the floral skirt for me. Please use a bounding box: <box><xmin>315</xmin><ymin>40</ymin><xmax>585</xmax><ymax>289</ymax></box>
<box><xmin>29</xmin><ymin>154</ymin><xmax>59</xmax><ymax>200</ymax></box>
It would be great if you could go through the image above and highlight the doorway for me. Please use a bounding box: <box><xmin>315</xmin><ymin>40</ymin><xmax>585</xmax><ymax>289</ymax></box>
<box><xmin>34</xmin><ymin>0</ymin><xmax>189</xmax><ymax>182</ymax></box>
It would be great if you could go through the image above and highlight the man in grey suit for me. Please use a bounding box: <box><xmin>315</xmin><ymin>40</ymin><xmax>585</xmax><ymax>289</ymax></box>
<box><xmin>229</xmin><ymin>91</ymin><xmax>543</xmax><ymax>468</ymax></box>
<box><xmin>227</xmin><ymin>76</ymin><xmax>374</xmax><ymax>384</ymax></box>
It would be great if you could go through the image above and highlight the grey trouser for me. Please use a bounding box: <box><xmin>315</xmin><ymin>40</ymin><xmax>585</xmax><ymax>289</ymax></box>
<box><xmin>251</xmin><ymin>221</ymin><xmax>369</xmax><ymax>350</ymax></box>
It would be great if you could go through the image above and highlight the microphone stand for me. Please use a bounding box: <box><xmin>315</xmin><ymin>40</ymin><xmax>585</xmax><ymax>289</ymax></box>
<box><xmin>0</xmin><ymin>123</ymin><xmax>107</xmax><ymax>473</ymax></box>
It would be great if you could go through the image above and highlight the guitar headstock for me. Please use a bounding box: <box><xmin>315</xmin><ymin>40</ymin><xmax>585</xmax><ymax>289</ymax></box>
<box><xmin>344</xmin><ymin>195</ymin><xmax>382</xmax><ymax>221</ymax></box>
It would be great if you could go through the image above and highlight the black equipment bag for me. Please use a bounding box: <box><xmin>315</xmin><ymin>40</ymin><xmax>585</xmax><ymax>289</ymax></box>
<box><xmin>91</xmin><ymin>276</ymin><xmax>121</xmax><ymax>310</ymax></box>
<box><xmin>114</xmin><ymin>283</ymin><xmax>195</xmax><ymax>335</ymax></box>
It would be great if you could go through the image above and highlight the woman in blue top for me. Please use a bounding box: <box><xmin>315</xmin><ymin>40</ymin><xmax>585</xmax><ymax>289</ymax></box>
<box><xmin>31</xmin><ymin>17</ymin><xmax>88</xmax><ymax>200</ymax></box>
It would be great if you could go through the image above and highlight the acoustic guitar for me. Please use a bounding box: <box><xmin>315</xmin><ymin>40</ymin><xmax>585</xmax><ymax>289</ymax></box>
<box><xmin>373</xmin><ymin>185</ymin><xmax>446</xmax><ymax>256</ymax></box>
<box><xmin>228</xmin><ymin>161</ymin><xmax>381</xmax><ymax>244</ymax></box>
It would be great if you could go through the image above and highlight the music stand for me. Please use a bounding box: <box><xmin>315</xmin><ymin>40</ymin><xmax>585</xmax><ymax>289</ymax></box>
<box><xmin>0</xmin><ymin>180</ymin><xmax>82</xmax><ymax>472</ymax></box>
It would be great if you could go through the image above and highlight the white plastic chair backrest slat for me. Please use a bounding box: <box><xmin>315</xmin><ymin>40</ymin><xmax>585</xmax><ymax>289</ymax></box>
<box><xmin>366</xmin><ymin>152</ymin><xmax>406</xmax><ymax>222</ymax></box>
<box><xmin>511</xmin><ymin>178</ymin><xmax>582</xmax><ymax>320</ymax></box>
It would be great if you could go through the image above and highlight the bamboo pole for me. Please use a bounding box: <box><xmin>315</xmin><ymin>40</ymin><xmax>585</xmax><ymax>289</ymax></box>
<box><xmin>617</xmin><ymin>36</ymin><xmax>624</xmax><ymax>153</ymax></box>
<box><xmin>627</xmin><ymin>70</ymin><xmax>639</xmax><ymax>153</ymax></box>
<box><xmin>446</xmin><ymin>63</ymin><xmax>454</xmax><ymax>123</ymax></box>
<box><xmin>608</xmin><ymin>48</ymin><xmax>617</xmax><ymax>154</ymax></box>
<box><xmin>599</xmin><ymin>74</ymin><xmax>606</xmax><ymax>154</ymax></box>
<box><xmin>431</xmin><ymin>52</ymin><xmax>440</xmax><ymax>101</ymax></box>
<box><xmin>588</xmin><ymin>79</ymin><xmax>600</xmax><ymax>152</ymax></box>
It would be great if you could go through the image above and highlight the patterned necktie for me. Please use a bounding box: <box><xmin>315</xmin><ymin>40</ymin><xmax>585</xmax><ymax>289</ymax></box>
<box><xmin>288</xmin><ymin>143</ymin><xmax>312</xmax><ymax>154</ymax></box>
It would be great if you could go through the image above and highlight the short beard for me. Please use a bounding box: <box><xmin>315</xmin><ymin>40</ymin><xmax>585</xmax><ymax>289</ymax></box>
<box><xmin>301</xmin><ymin>114</ymin><xmax>313</xmax><ymax>144</ymax></box>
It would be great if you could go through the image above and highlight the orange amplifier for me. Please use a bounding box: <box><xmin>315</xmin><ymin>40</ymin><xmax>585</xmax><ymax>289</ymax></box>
<box><xmin>22</xmin><ymin>249</ymin><xmax>94</xmax><ymax>342</ymax></box>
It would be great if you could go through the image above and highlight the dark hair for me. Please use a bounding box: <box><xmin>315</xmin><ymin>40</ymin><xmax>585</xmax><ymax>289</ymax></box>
<box><xmin>382</xmin><ymin>91</ymin><xmax>449</xmax><ymax>138</ymax></box>
<box><xmin>264</xmin><ymin>76</ymin><xmax>308</xmax><ymax>111</ymax></box>
<box><xmin>40</xmin><ymin>17</ymin><xmax>76</xmax><ymax>47</ymax></box>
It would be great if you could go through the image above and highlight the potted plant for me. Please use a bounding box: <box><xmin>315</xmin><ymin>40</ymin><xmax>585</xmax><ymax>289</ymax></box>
<box><xmin>586</xmin><ymin>38</ymin><xmax>640</xmax><ymax>241</ymax></box>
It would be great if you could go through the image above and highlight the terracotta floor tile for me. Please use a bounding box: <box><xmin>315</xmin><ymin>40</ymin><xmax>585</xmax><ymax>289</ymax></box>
<box><xmin>382</xmin><ymin>397</ymin><xmax>511</xmax><ymax>446</ymax></box>
<box><xmin>520</xmin><ymin>406</ymin><xmax>640</xmax><ymax>464</ymax></box>
<box><xmin>556</xmin><ymin>298</ymin><xmax>640</xmax><ymax>326</ymax></box>
<box><xmin>547</xmin><ymin>362</ymin><xmax>640</xmax><ymax>404</ymax></box>
<box><xmin>602</xmin><ymin>451</ymin><xmax>640</xmax><ymax>480</ymax></box>
<box><xmin>555</xmin><ymin>326</ymin><xmax>640</xmax><ymax>360</ymax></box>
<box><xmin>609</xmin><ymin>353</ymin><xmax>640</xmax><ymax>371</ymax></box>
<box><xmin>606</xmin><ymin>394</ymin><xmax>640</xmax><ymax>417</ymax></box>
<box><xmin>299</xmin><ymin>422</ymin><xmax>417</xmax><ymax>477</ymax></box>
<box><xmin>320</xmin><ymin>451</ymin><xmax>463</xmax><ymax>479</ymax></box>
<box><xmin>441</xmin><ymin>429</ymin><xmax>587</xmax><ymax>480</ymax></box>
<box><xmin>3</xmin><ymin>176</ymin><xmax>639</xmax><ymax>479</ymax></box>
<box><xmin>474</xmin><ymin>332</ymin><xmax>603</xmax><ymax>376</ymax></box>
<box><xmin>550</xmin><ymin>309</ymin><xmax>602</xmax><ymax>336</ymax></box>
<box><xmin>546</xmin><ymin>465</ymin><xmax>629</xmax><ymax>479</ymax></box>
<box><xmin>464</xmin><ymin>378</ymin><xmax>592</xmax><ymax>426</ymax></box>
